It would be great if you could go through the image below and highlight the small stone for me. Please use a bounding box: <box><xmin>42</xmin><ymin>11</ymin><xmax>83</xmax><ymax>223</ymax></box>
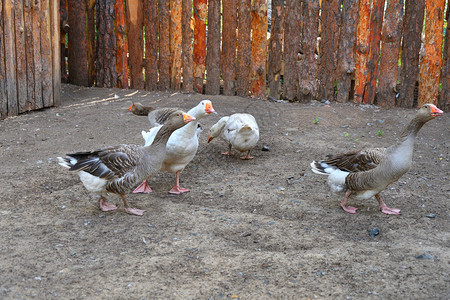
<box><xmin>426</xmin><ymin>213</ymin><xmax>436</xmax><ymax>218</ymax></box>
<box><xmin>415</xmin><ymin>253</ymin><xmax>434</xmax><ymax>260</ymax></box>
<box><xmin>262</xmin><ymin>145</ymin><xmax>270</xmax><ymax>151</ymax></box>
<box><xmin>369</xmin><ymin>228</ymin><xmax>380</xmax><ymax>237</ymax></box>
<box><xmin>316</xmin><ymin>271</ymin><xmax>326</xmax><ymax>276</ymax></box>
<box><xmin>99</xmin><ymin>214</ymin><xmax>106</xmax><ymax>218</ymax></box>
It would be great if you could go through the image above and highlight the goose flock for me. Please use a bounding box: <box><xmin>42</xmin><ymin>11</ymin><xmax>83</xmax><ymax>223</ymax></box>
<box><xmin>58</xmin><ymin>101</ymin><xmax>443</xmax><ymax>217</ymax></box>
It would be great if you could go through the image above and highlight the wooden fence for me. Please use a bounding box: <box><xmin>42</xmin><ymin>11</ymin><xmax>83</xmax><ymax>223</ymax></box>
<box><xmin>0</xmin><ymin>0</ymin><xmax>61</xmax><ymax>119</ymax></box>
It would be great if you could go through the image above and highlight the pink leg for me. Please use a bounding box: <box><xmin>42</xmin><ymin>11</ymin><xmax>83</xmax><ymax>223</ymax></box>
<box><xmin>99</xmin><ymin>196</ymin><xmax>118</xmax><ymax>212</ymax></box>
<box><xmin>340</xmin><ymin>190</ymin><xmax>358</xmax><ymax>214</ymax></box>
<box><xmin>132</xmin><ymin>180</ymin><xmax>153</xmax><ymax>194</ymax></box>
<box><xmin>121</xmin><ymin>195</ymin><xmax>145</xmax><ymax>216</ymax></box>
<box><xmin>376</xmin><ymin>194</ymin><xmax>401</xmax><ymax>215</ymax></box>
<box><xmin>240</xmin><ymin>151</ymin><xmax>254</xmax><ymax>160</ymax></box>
<box><xmin>168</xmin><ymin>171</ymin><xmax>190</xmax><ymax>194</ymax></box>
<box><xmin>222</xmin><ymin>144</ymin><xmax>232</xmax><ymax>156</ymax></box>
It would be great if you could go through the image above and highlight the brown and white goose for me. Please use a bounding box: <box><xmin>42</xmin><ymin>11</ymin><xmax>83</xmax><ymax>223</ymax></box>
<box><xmin>310</xmin><ymin>104</ymin><xmax>443</xmax><ymax>215</ymax></box>
<box><xmin>57</xmin><ymin>111</ymin><xmax>195</xmax><ymax>216</ymax></box>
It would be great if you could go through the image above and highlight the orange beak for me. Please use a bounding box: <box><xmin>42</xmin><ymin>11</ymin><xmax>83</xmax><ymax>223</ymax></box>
<box><xmin>207</xmin><ymin>134</ymin><xmax>214</xmax><ymax>143</ymax></box>
<box><xmin>128</xmin><ymin>104</ymin><xmax>134</xmax><ymax>111</ymax></box>
<box><xmin>183</xmin><ymin>113</ymin><xmax>196</xmax><ymax>123</ymax></box>
<box><xmin>205</xmin><ymin>102</ymin><xmax>215</xmax><ymax>114</ymax></box>
<box><xmin>430</xmin><ymin>105</ymin><xmax>444</xmax><ymax>117</ymax></box>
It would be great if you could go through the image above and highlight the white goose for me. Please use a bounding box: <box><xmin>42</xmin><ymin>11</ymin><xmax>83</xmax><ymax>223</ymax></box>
<box><xmin>311</xmin><ymin>104</ymin><xmax>443</xmax><ymax>215</ymax></box>
<box><xmin>208</xmin><ymin>113</ymin><xmax>260</xmax><ymax>159</ymax></box>
<box><xmin>133</xmin><ymin>100</ymin><xmax>215</xmax><ymax>194</ymax></box>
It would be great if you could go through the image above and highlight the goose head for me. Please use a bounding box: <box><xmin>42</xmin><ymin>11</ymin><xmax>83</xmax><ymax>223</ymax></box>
<box><xmin>417</xmin><ymin>103</ymin><xmax>443</xmax><ymax>122</ymax></box>
<box><xmin>165</xmin><ymin>111</ymin><xmax>196</xmax><ymax>130</ymax></box>
<box><xmin>187</xmin><ymin>100</ymin><xmax>215</xmax><ymax>119</ymax></box>
<box><xmin>207</xmin><ymin>116</ymin><xmax>229</xmax><ymax>143</ymax></box>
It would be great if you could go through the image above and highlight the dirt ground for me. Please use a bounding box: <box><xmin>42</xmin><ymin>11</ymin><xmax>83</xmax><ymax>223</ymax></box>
<box><xmin>0</xmin><ymin>84</ymin><xmax>449</xmax><ymax>299</ymax></box>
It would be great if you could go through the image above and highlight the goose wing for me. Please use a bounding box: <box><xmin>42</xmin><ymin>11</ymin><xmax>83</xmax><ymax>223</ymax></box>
<box><xmin>323</xmin><ymin>148</ymin><xmax>387</xmax><ymax>172</ymax></box>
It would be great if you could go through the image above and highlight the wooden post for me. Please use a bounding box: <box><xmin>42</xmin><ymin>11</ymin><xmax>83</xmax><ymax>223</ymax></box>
<box><xmin>126</xmin><ymin>0</ymin><xmax>144</xmax><ymax>89</ymax></box>
<box><xmin>236</xmin><ymin>0</ymin><xmax>251</xmax><ymax>97</ymax></box>
<box><xmin>116</xmin><ymin>0</ymin><xmax>129</xmax><ymax>89</ymax></box>
<box><xmin>283</xmin><ymin>0</ymin><xmax>301</xmax><ymax>101</ymax></box>
<box><xmin>32</xmin><ymin>0</ymin><xmax>43</xmax><ymax>109</ymax></box>
<box><xmin>144</xmin><ymin>0</ymin><xmax>158</xmax><ymax>91</ymax></box>
<box><xmin>60</xmin><ymin>0</ymin><xmax>68</xmax><ymax>82</ymax></box>
<box><xmin>14</xmin><ymin>0</ymin><xmax>28</xmax><ymax>113</ymax></box>
<box><xmin>398</xmin><ymin>0</ymin><xmax>425</xmax><ymax>108</ymax></box>
<box><xmin>221</xmin><ymin>0</ymin><xmax>237</xmax><ymax>96</ymax></box>
<box><xmin>418</xmin><ymin>0</ymin><xmax>446</xmax><ymax>107</ymax></box>
<box><xmin>377</xmin><ymin>0</ymin><xmax>403</xmax><ymax>108</ymax></box>
<box><xmin>354</xmin><ymin>0</ymin><xmax>371</xmax><ymax>104</ymax></box>
<box><xmin>363</xmin><ymin>0</ymin><xmax>385</xmax><ymax>105</ymax></box>
<box><xmin>159</xmin><ymin>0</ymin><xmax>170</xmax><ymax>90</ymax></box>
<box><xmin>50</xmin><ymin>0</ymin><xmax>60</xmax><ymax>106</ymax></box>
<box><xmin>250</xmin><ymin>0</ymin><xmax>268</xmax><ymax>99</ymax></box>
<box><xmin>3</xmin><ymin>0</ymin><xmax>17</xmax><ymax>116</ymax></box>
<box><xmin>182</xmin><ymin>0</ymin><xmax>194</xmax><ymax>92</ymax></box>
<box><xmin>336</xmin><ymin>0</ymin><xmax>358</xmax><ymax>103</ymax></box>
<box><xmin>298</xmin><ymin>0</ymin><xmax>319</xmax><ymax>102</ymax></box>
<box><xmin>438</xmin><ymin>8</ymin><xmax>449</xmax><ymax>111</ymax></box>
<box><xmin>170</xmin><ymin>0</ymin><xmax>182</xmax><ymax>90</ymax></box>
<box><xmin>317</xmin><ymin>0</ymin><xmax>340</xmax><ymax>102</ymax></box>
<box><xmin>267</xmin><ymin>0</ymin><xmax>284</xmax><ymax>100</ymax></box>
<box><xmin>0</xmin><ymin>0</ymin><xmax>7</xmax><ymax>118</ymax></box>
<box><xmin>96</xmin><ymin>0</ymin><xmax>117</xmax><ymax>88</ymax></box>
<box><xmin>24</xmin><ymin>0</ymin><xmax>36</xmax><ymax>110</ymax></box>
<box><xmin>193</xmin><ymin>0</ymin><xmax>207</xmax><ymax>93</ymax></box>
<box><xmin>205</xmin><ymin>0</ymin><xmax>221</xmax><ymax>95</ymax></box>
<box><xmin>41</xmin><ymin>0</ymin><xmax>53</xmax><ymax>107</ymax></box>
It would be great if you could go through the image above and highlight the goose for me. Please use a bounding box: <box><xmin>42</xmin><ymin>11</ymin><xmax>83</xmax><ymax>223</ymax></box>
<box><xmin>57</xmin><ymin>111</ymin><xmax>195</xmax><ymax>216</ymax></box>
<box><xmin>131</xmin><ymin>100</ymin><xmax>215</xmax><ymax>194</ymax></box>
<box><xmin>310</xmin><ymin>103</ymin><xmax>443</xmax><ymax>215</ymax></box>
<box><xmin>208</xmin><ymin>113</ymin><xmax>260</xmax><ymax>159</ymax></box>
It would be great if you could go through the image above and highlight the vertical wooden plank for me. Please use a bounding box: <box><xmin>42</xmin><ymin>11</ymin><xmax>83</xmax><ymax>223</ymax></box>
<box><xmin>86</xmin><ymin>0</ymin><xmax>95</xmax><ymax>86</ymax></box>
<box><xmin>222</xmin><ymin>0</ymin><xmax>237</xmax><ymax>96</ymax></box>
<box><xmin>283</xmin><ymin>0</ymin><xmax>301</xmax><ymax>101</ymax></box>
<box><xmin>193</xmin><ymin>0</ymin><xmax>207</xmax><ymax>93</ymax></box>
<box><xmin>159</xmin><ymin>0</ymin><xmax>170</xmax><ymax>90</ymax></box>
<box><xmin>4</xmin><ymin>0</ymin><xmax>18</xmax><ymax>116</ymax></box>
<box><xmin>24</xmin><ymin>0</ymin><xmax>36</xmax><ymax>110</ymax></box>
<box><xmin>67</xmin><ymin>0</ymin><xmax>88</xmax><ymax>86</ymax></box>
<box><xmin>363</xmin><ymin>0</ymin><xmax>385</xmax><ymax>105</ymax></box>
<box><xmin>126</xmin><ymin>0</ymin><xmax>144</xmax><ymax>89</ymax></box>
<box><xmin>0</xmin><ymin>0</ymin><xmax>7</xmax><ymax>118</ymax></box>
<box><xmin>205</xmin><ymin>0</ymin><xmax>221</xmax><ymax>95</ymax></box>
<box><xmin>398</xmin><ymin>0</ymin><xmax>425</xmax><ymax>108</ymax></box>
<box><xmin>182</xmin><ymin>0</ymin><xmax>193</xmax><ymax>92</ymax></box>
<box><xmin>377</xmin><ymin>0</ymin><xmax>403</xmax><ymax>108</ymax></box>
<box><xmin>353</xmin><ymin>0</ymin><xmax>370</xmax><ymax>104</ymax></box>
<box><xmin>267</xmin><ymin>0</ymin><xmax>284</xmax><ymax>100</ymax></box>
<box><xmin>298</xmin><ymin>0</ymin><xmax>319</xmax><ymax>102</ymax></box>
<box><xmin>418</xmin><ymin>0</ymin><xmax>446</xmax><ymax>106</ymax></box>
<box><xmin>116</xmin><ymin>0</ymin><xmax>129</xmax><ymax>88</ymax></box>
<box><xmin>50</xmin><ymin>0</ymin><xmax>60</xmax><ymax>106</ymax></box>
<box><xmin>170</xmin><ymin>0</ymin><xmax>182</xmax><ymax>90</ymax></box>
<box><xmin>236</xmin><ymin>0</ymin><xmax>251</xmax><ymax>97</ymax></box>
<box><xmin>96</xmin><ymin>0</ymin><xmax>117</xmax><ymax>88</ymax></box>
<box><xmin>317</xmin><ymin>0</ymin><xmax>340</xmax><ymax>101</ymax></box>
<box><xmin>14</xmin><ymin>0</ymin><xmax>28</xmax><ymax>113</ymax></box>
<box><xmin>438</xmin><ymin>7</ymin><xmax>449</xmax><ymax>111</ymax></box>
<box><xmin>41</xmin><ymin>0</ymin><xmax>53</xmax><ymax>107</ymax></box>
<box><xmin>144</xmin><ymin>0</ymin><xmax>157</xmax><ymax>91</ymax></box>
<box><xmin>32</xmin><ymin>0</ymin><xmax>43</xmax><ymax>109</ymax></box>
<box><xmin>250</xmin><ymin>0</ymin><xmax>268</xmax><ymax>99</ymax></box>
<box><xmin>335</xmin><ymin>0</ymin><xmax>358</xmax><ymax>103</ymax></box>
<box><xmin>60</xmin><ymin>0</ymin><xmax>68</xmax><ymax>81</ymax></box>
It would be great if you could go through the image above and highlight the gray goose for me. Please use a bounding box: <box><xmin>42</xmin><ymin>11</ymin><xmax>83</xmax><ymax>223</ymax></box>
<box><xmin>311</xmin><ymin>104</ymin><xmax>443</xmax><ymax>215</ymax></box>
<box><xmin>57</xmin><ymin>111</ymin><xmax>195</xmax><ymax>216</ymax></box>
<box><xmin>129</xmin><ymin>102</ymin><xmax>181</xmax><ymax>127</ymax></box>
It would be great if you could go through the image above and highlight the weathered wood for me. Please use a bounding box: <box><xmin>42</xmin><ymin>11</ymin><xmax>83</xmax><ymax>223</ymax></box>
<box><xmin>24</xmin><ymin>0</ymin><xmax>36</xmax><ymax>110</ymax></box>
<box><xmin>32</xmin><ymin>0</ymin><xmax>43</xmax><ymax>109</ymax></box>
<box><xmin>0</xmin><ymin>0</ymin><xmax>7</xmax><ymax>118</ymax></box>
<box><xmin>126</xmin><ymin>0</ymin><xmax>144</xmax><ymax>89</ymax></box>
<box><xmin>221</xmin><ymin>0</ymin><xmax>237</xmax><ymax>96</ymax></box>
<box><xmin>159</xmin><ymin>0</ymin><xmax>170</xmax><ymax>90</ymax></box>
<box><xmin>283</xmin><ymin>0</ymin><xmax>301</xmax><ymax>101</ymax></box>
<box><xmin>41</xmin><ymin>0</ymin><xmax>53</xmax><ymax>107</ymax></box>
<box><xmin>115</xmin><ymin>0</ymin><xmax>128</xmax><ymax>89</ymax></box>
<box><xmin>335</xmin><ymin>0</ymin><xmax>358</xmax><ymax>103</ymax></box>
<box><xmin>86</xmin><ymin>0</ymin><xmax>95</xmax><ymax>86</ymax></box>
<box><xmin>298</xmin><ymin>0</ymin><xmax>319</xmax><ymax>102</ymax></box>
<box><xmin>205</xmin><ymin>0</ymin><xmax>221</xmax><ymax>95</ymax></box>
<box><xmin>14</xmin><ymin>0</ymin><xmax>28</xmax><ymax>113</ymax></box>
<box><xmin>267</xmin><ymin>0</ymin><xmax>284</xmax><ymax>100</ymax></box>
<box><xmin>181</xmin><ymin>0</ymin><xmax>194</xmax><ymax>92</ymax></box>
<box><xmin>363</xmin><ymin>0</ymin><xmax>385</xmax><ymax>105</ymax></box>
<box><xmin>317</xmin><ymin>0</ymin><xmax>340</xmax><ymax>101</ymax></box>
<box><xmin>398</xmin><ymin>0</ymin><xmax>425</xmax><ymax>108</ymax></box>
<box><xmin>96</xmin><ymin>0</ymin><xmax>117</xmax><ymax>88</ymax></box>
<box><xmin>250</xmin><ymin>0</ymin><xmax>268</xmax><ymax>99</ymax></box>
<box><xmin>354</xmin><ymin>0</ymin><xmax>370</xmax><ymax>103</ymax></box>
<box><xmin>60</xmin><ymin>0</ymin><xmax>68</xmax><ymax>81</ymax></box>
<box><xmin>438</xmin><ymin>8</ymin><xmax>449</xmax><ymax>111</ymax></box>
<box><xmin>377</xmin><ymin>0</ymin><xmax>403</xmax><ymax>108</ymax></box>
<box><xmin>50</xmin><ymin>0</ymin><xmax>60</xmax><ymax>106</ymax></box>
<box><xmin>144</xmin><ymin>0</ymin><xmax>157</xmax><ymax>90</ymax></box>
<box><xmin>170</xmin><ymin>0</ymin><xmax>182</xmax><ymax>90</ymax></box>
<box><xmin>4</xmin><ymin>0</ymin><xmax>18</xmax><ymax>116</ymax></box>
<box><xmin>418</xmin><ymin>0</ymin><xmax>446</xmax><ymax>107</ymax></box>
<box><xmin>193</xmin><ymin>0</ymin><xmax>207</xmax><ymax>93</ymax></box>
<box><xmin>236</xmin><ymin>0</ymin><xmax>251</xmax><ymax>97</ymax></box>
